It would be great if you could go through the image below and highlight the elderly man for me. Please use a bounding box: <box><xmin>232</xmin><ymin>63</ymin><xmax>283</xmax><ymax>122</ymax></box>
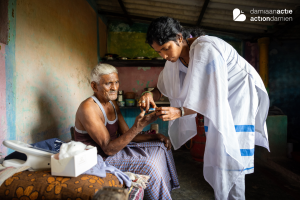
<box><xmin>74</xmin><ymin>63</ymin><xmax>179</xmax><ymax>200</ymax></box>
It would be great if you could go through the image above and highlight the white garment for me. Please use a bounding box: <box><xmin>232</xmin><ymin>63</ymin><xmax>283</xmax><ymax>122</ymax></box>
<box><xmin>123</xmin><ymin>172</ymin><xmax>150</xmax><ymax>189</ymax></box>
<box><xmin>228</xmin><ymin>172</ymin><xmax>245</xmax><ymax>200</ymax></box>
<box><xmin>157</xmin><ymin>36</ymin><xmax>269</xmax><ymax>199</ymax></box>
<box><xmin>75</xmin><ymin>96</ymin><xmax>118</xmax><ymax>134</ymax></box>
<box><xmin>91</xmin><ymin>96</ymin><xmax>118</xmax><ymax>126</ymax></box>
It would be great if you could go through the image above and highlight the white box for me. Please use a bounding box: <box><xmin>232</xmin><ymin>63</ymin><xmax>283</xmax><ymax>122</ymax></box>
<box><xmin>51</xmin><ymin>147</ymin><xmax>97</xmax><ymax>177</ymax></box>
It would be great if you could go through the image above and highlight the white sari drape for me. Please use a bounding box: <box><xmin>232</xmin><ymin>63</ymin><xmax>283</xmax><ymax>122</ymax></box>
<box><xmin>157</xmin><ymin>36</ymin><xmax>269</xmax><ymax>199</ymax></box>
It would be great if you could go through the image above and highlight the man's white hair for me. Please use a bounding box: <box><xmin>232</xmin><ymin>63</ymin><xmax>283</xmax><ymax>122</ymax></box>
<box><xmin>90</xmin><ymin>63</ymin><xmax>118</xmax><ymax>83</ymax></box>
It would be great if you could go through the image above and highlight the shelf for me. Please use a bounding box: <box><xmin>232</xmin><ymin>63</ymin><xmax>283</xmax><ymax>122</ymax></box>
<box><xmin>154</xmin><ymin>101</ymin><xmax>170</xmax><ymax>105</ymax></box>
<box><xmin>119</xmin><ymin>104</ymin><xmax>170</xmax><ymax>110</ymax></box>
<box><xmin>102</xmin><ymin>60</ymin><xmax>166</xmax><ymax>67</ymax></box>
<box><xmin>119</xmin><ymin>106</ymin><xmax>140</xmax><ymax>109</ymax></box>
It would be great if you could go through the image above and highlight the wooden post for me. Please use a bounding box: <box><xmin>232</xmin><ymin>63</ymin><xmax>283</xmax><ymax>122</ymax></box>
<box><xmin>258</xmin><ymin>37</ymin><xmax>270</xmax><ymax>88</ymax></box>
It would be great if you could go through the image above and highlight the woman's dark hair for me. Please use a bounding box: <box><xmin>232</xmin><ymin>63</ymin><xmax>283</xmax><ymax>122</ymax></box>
<box><xmin>146</xmin><ymin>16</ymin><xmax>205</xmax><ymax>46</ymax></box>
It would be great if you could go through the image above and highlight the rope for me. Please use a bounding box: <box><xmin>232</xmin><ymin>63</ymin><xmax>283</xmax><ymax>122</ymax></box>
<box><xmin>185</xmin><ymin>138</ymin><xmax>193</xmax><ymax>149</ymax></box>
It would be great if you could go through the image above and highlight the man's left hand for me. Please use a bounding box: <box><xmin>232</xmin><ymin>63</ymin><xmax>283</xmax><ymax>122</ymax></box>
<box><xmin>157</xmin><ymin>133</ymin><xmax>172</xmax><ymax>150</ymax></box>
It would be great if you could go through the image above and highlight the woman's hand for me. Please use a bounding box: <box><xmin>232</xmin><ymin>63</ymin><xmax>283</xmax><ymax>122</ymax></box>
<box><xmin>157</xmin><ymin>133</ymin><xmax>172</xmax><ymax>150</ymax></box>
<box><xmin>138</xmin><ymin>92</ymin><xmax>157</xmax><ymax>112</ymax></box>
<box><xmin>134</xmin><ymin>108</ymin><xmax>159</xmax><ymax>131</ymax></box>
<box><xmin>155</xmin><ymin>107</ymin><xmax>181</xmax><ymax>121</ymax></box>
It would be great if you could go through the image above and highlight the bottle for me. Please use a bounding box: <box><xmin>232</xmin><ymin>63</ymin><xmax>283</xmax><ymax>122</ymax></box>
<box><xmin>118</xmin><ymin>90</ymin><xmax>125</xmax><ymax>107</ymax></box>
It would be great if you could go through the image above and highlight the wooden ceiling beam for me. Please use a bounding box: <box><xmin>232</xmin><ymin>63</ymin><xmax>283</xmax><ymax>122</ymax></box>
<box><xmin>117</xmin><ymin>0</ymin><xmax>133</xmax><ymax>25</ymax></box>
<box><xmin>273</xmin><ymin>14</ymin><xmax>300</xmax><ymax>37</ymax></box>
<box><xmin>197</xmin><ymin>0</ymin><xmax>210</xmax><ymax>26</ymax></box>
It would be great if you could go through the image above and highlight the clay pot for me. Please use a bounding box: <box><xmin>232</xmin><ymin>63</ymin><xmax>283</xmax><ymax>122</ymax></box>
<box><xmin>124</xmin><ymin>92</ymin><xmax>136</xmax><ymax>99</ymax></box>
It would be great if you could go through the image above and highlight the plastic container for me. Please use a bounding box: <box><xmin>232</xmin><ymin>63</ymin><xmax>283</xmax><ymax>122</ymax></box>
<box><xmin>118</xmin><ymin>101</ymin><xmax>125</xmax><ymax>107</ymax></box>
<box><xmin>2</xmin><ymin>140</ymin><xmax>53</xmax><ymax>170</ymax></box>
<box><xmin>125</xmin><ymin>99</ymin><xmax>135</xmax><ymax>107</ymax></box>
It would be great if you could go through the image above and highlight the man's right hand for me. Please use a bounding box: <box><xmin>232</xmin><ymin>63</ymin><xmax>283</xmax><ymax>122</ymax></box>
<box><xmin>134</xmin><ymin>108</ymin><xmax>159</xmax><ymax>132</ymax></box>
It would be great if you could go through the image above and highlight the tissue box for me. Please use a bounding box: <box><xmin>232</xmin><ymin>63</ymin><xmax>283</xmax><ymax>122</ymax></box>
<box><xmin>51</xmin><ymin>147</ymin><xmax>97</xmax><ymax>177</ymax></box>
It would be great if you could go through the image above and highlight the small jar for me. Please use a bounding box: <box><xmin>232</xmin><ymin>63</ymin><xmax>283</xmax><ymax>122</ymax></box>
<box><xmin>118</xmin><ymin>101</ymin><xmax>125</xmax><ymax>107</ymax></box>
<box><xmin>150</xmin><ymin>123</ymin><xmax>159</xmax><ymax>134</ymax></box>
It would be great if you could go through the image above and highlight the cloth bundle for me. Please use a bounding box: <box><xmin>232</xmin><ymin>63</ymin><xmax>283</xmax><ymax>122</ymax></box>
<box><xmin>124</xmin><ymin>172</ymin><xmax>150</xmax><ymax>189</ymax></box>
<box><xmin>84</xmin><ymin>155</ymin><xmax>132</xmax><ymax>188</ymax></box>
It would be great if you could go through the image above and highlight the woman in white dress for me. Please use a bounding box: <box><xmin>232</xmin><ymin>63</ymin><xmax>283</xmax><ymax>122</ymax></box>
<box><xmin>139</xmin><ymin>17</ymin><xmax>270</xmax><ymax>200</ymax></box>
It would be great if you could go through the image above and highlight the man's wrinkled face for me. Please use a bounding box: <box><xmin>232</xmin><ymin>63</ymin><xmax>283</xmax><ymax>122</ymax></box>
<box><xmin>95</xmin><ymin>73</ymin><xmax>119</xmax><ymax>101</ymax></box>
<box><xmin>151</xmin><ymin>39</ymin><xmax>182</xmax><ymax>62</ymax></box>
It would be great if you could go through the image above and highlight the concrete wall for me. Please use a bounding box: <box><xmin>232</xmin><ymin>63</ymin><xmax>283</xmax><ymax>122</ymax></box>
<box><xmin>99</xmin><ymin>17</ymin><xmax>107</xmax><ymax>58</ymax></box>
<box><xmin>268</xmin><ymin>41</ymin><xmax>300</xmax><ymax>140</ymax></box>
<box><xmin>256</xmin><ymin>115</ymin><xmax>287</xmax><ymax>160</ymax></box>
<box><xmin>0</xmin><ymin>0</ymin><xmax>107</xmax><ymax>156</ymax></box>
<box><xmin>117</xmin><ymin>66</ymin><xmax>164</xmax><ymax>96</ymax></box>
<box><xmin>0</xmin><ymin>43</ymin><xmax>7</xmax><ymax>156</ymax></box>
<box><xmin>107</xmin><ymin>21</ymin><xmax>159</xmax><ymax>59</ymax></box>
<box><xmin>0</xmin><ymin>0</ymin><xmax>9</xmax><ymax>44</ymax></box>
<box><xmin>245</xmin><ymin>40</ymin><xmax>300</xmax><ymax>141</ymax></box>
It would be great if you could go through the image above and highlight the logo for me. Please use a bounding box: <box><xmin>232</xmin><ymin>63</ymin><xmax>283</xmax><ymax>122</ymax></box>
<box><xmin>233</xmin><ymin>8</ymin><xmax>246</xmax><ymax>21</ymax></box>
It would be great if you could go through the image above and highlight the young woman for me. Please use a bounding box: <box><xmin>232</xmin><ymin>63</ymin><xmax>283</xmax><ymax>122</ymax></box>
<box><xmin>139</xmin><ymin>17</ymin><xmax>270</xmax><ymax>200</ymax></box>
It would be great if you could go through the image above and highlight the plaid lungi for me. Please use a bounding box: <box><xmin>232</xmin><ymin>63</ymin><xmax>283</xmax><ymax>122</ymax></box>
<box><xmin>105</xmin><ymin>141</ymin><xmax>180</xmax><ymax>200</ymax></box>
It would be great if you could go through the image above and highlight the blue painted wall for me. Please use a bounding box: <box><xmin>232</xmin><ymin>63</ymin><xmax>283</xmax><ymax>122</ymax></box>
<box><xmin>268</xmin><ymin>40</ymin><xmax>300</xmax><ymax>140</ymax></box>
<box><xmin>5</xmin><ymin>0</ymin><xmax>16</xmax><ymax>154</ymax></box>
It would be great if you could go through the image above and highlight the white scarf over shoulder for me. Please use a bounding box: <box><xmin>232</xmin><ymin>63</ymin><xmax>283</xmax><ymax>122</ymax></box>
<box><xmin>157</xmin><ymin>36</ymin><xmax>269</xmax><ymax>199</ymax></box>
<box><xmin>158</xmin><ymin>37</ymin><xmax>239</xmax><ymax>155</ymax></box>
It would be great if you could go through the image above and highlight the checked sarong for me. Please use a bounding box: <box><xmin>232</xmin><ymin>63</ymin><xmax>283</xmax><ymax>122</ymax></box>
<box><xmin>105</xmin><ymin>141</ymin><xmax>180</xmax><ymax>200</ymax></box>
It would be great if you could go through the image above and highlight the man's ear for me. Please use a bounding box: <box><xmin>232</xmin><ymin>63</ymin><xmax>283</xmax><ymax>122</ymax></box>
<box><xmin>91</xmin><ymin>81</ymin><xmax>98</xmax><ymax>92</ymax></box>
